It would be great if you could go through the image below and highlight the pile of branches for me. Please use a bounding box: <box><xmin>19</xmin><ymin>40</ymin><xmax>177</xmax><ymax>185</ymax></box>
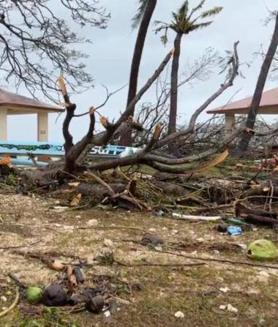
<box><xmin>53</xmin><ymin>42</ymin><xmax>241</xmax><ymax>178</ymax></box>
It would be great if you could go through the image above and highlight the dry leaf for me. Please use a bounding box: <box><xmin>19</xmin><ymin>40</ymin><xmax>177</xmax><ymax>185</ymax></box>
<box><xmin>47</xmin><ymin>259</ymin><xmax>65</xmax><ymax>272</ymax></box>
<box><xmin>68</xmin><ymin>182</ymin><xmax>80</xmax><ymax>187</ymax></box>
<box><xmin>153</xmin><ymin>124</ymin><xmax>162</xmax><ymax>140</ymax></box>
<box><xmin>100</xmin><ymin>116</ymin><xmax>108</xmax><ymax>128</ymax></box>
<box><xmin>70</xmin><ymin>193</ymin><xmax>82</xmax><ymax>207</ymax></box>
<box><xmin>67</xmin><ymin>265</ymin><xmax>77</xmax><ymax>291</ymax></box>
<box><xmin>196</xmin><ymin>149</ymin><xmax>229</xmax><ymax>174</ymax></box>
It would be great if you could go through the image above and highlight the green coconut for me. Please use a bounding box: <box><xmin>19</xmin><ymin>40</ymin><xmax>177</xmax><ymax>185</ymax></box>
<box><xmin>26</xmin><ymin>286</ymin><xmax>43</xmax><ymax>304</ymax></box>
<box><xmin>248</xmin><ymin>239</ymin><xmax>278</xmax><ymax>261</ymax></box>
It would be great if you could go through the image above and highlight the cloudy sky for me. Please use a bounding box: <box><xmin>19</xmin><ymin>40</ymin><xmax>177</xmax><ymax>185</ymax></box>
<box><xmin>6</xmin><ymin>0</ymin><xmax>278</xmax><ymax>142</ymax></box>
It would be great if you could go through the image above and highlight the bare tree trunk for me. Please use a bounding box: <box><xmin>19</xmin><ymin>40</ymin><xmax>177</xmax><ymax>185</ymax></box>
<box><xmin>120</xmin><ymin>0</ymin><xmax>157</xmax><ymax>146</ymax></box>
<box><xmin>168</xmin><ymin>32</ymin><xmax>182</xmax><ymax>135</ymax></box>
<box><xmin>235</xmin><ymin>13</ymin><xmax>278</xmax><ymax>155</ymax></box>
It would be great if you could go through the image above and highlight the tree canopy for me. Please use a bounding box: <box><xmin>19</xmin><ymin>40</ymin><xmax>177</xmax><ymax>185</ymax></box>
<box><xmin>0</xmin><ymin>0</ymin><xmax>109</xmax><ymax>100</ymax></box>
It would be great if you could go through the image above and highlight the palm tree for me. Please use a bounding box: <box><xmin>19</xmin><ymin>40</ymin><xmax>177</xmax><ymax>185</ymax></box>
<box><xmin>120</xmin><ymin>0</ymin><xmax>157</xmax><ymax>146</ymax></box>
<box><xmin>235</xmin><ymin>11</ymin><xmax>278</xmax><ymax>155</ymax></box>
<box><xmin>156</xmin><ymin>0</ymin><xmax>222</xmax><ymax>135</ymax></box>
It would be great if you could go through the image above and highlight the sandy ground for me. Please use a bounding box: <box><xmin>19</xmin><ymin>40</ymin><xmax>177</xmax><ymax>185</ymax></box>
<box><xmin>0</xmin><ymin>193</ymin><xmax>278</xmax><ymax>327</ymax></box>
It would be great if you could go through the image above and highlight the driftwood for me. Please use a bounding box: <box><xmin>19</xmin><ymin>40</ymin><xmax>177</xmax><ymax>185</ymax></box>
<box><xmin>235</xmin><ymin>202</ymin><xmax>278</xmax><ymax>227</ymax></box>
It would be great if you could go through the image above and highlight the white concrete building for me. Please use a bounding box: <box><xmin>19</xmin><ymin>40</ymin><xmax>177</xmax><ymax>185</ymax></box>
<box><xmin>0</xmin><ymin>89</ymin><xmax>64</xmax><ymax>142</ymax></box>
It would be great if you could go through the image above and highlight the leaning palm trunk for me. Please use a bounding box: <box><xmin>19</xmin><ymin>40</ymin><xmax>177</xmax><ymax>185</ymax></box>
<box><xmin>120</xmin><ymin>0</ymin><xmax>157</xmax><ymax>146</ymax></box>
<box><xmin>168</xmin><ymin>32</ymin><xmax>182</xmax><ymax>135</ymax></box>
<box><xmin>235</xmin><ymin>13</ymin><xmax>278</xmax><ymax>155</ymax></box>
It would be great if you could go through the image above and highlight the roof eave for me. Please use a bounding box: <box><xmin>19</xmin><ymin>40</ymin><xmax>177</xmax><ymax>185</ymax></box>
<box><xmin>0</xmin><ymin>102</ymin><xmax>64</xmax><ymax>113</ymax></box>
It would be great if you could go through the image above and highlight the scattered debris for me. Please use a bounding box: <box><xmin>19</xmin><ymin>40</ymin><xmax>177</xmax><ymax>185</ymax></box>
<box><xmin>219</xmin><ymin>287</ymin><xmax>230</xmax><ymax>293</ymax></box>
<box><xmin>87</xmin><ymin>219</ymin><xmax>98</xmax><ymax>227</ymax></box>
<box><xmin>248</xmin><ymin>239</ymin><xmax>278</xmax><ymax>261</ymax></box>
<box><xmin>174</xmin><ymin>311</ymin><xmax>185</xmax><ymax>319</ymax></box>
<box><xmin>227</xmin><ymin>226</ymin><xmax>243</xmax><ymax>236</ymax></box>
<box><xmin>41</xmin><ymin>283</ymin><xmax>70</xmax><ymax>307</ymax></box>
<box><xmin>219</xmin><ymin>304</ymin><xmax>238</xmax><ymax>314</ymax></box>
<box><xmin>0</xmin><ymin>288</ymin><xmax>19</xmax><ymax>318</ymax></box>
<box><xmin>85</xmin><ymin>294</ymin><xmax>105</xmax><ymax>314</ymax></box>
<box><xmin>172</xmin><ymin>213</ymin><xmax>221</xmax><ymax>221</ymax></box>
<box><xmin>26</xmin><ymin>286</ymin><xmax>43</xmax><ymax>304</ymax></box>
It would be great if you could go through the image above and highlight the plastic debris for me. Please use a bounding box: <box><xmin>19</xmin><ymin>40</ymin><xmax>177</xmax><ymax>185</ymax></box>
<box><xmin>172</xmin><ymin>213</ymin><xmax>221</xmax><ymax>221</ymax></box>
<box><xmin>174</xmin><ymin>311</ymin><xmax>185</xmax><ymax>319</ymax></box>
<box><xmin>227</xmin><ymin>226</ymin><xmax>242</xmax><ymax>236</ymax></box>
<box><xmin>248</xmin><ymin>239</ymin><xmax>278</xmax><ymax>261</ymax></box>
<box><xmin>219</xmin><ymin>304</ymin><xmax>238</xmax><ymax>313</ymax></box>
<box><xmin>104</xmin><ymin>310</ymin><xmax>111</xmax><ymax>318</ymax></box>
<box><xmin>219</xmin><ymin>287</ymin><xmax>230</xmax><ymax>293</ymax></box>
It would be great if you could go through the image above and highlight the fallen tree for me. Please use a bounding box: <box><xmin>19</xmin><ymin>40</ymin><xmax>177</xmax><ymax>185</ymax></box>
<box><xmin>58</xmin><ymin>42</ymin><xmax>240</xmax><ymax>176</ymax></box>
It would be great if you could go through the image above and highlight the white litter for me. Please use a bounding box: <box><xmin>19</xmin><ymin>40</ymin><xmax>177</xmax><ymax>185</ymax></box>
<box><xmin>174</xmin><ymin>311</ymin><xmax>185</xmax><ymax>319</ymax></box>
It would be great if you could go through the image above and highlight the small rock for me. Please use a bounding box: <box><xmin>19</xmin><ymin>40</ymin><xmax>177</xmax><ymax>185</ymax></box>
<box><xmin>140</xmin><ymin>233</ymin><xmax>164</xmax><ymax>247</ymax></box>
<box><xmin>86</xmin><ymin>295</ymin><xmax>105</xmax><ymax>314</ymax></box>
<box><xmin>219</xmin><ymin>305</ymin><xmax>226</xmax><ymax>311</ymax></box>
<box><xmin>174</xmin><ymin>311</ymin><xmax>185</xmax><ymax>319</ymax></box>
<box><xmin>238</xmin><ymin>243</ymin><xmax>247</xmax><ymax>250</ymax></box>
<box><xmin>52</xmin><ymin>206</ymin><xmax>67</xmax><ymax>212</ymax></box>
<box><xmin>41</xmin><ymin>283</ymin><xmax>69</xmax><ymax>307</ymax></box>
<box><xmin>219</xmin><ymin>287</ymin><xmax>230</xmax><ymax>293</ymax></box>
<box><xmin>227</xmin><ymin>304</ymin><xmax>238</xmax><ymax>313</ymax></box>
<box><xmin>217</xmin><ymin>223</ymin><xmax>228</xmax><ymax>233</ymax></box>
<box><xmin>104</xmin><ymin>239</ymin><xmax>114</xmax><ymax>248</ymax></box>
<box><xmin>257</xmin><ymin>271</ymin><xmax>270</xmax><ymax>283</ymax></box>
<box><xmin>87</xmin><ymin>219</ymin><xmax>98</xmax><ymax>227</ymax></box>
<box><xmin>0</xmin><ymin>296</ymin><xmax>7</xmax><ymax>302</ymax></box>
<box><xmin>148</xmin><ymin>228</ymin><xmax>156</xmax><ymax>233</ymax></box>
<box><xmin>104</xmin><ymin>310</ymin><xmax>111</xmax><ymax>318</ymax></box>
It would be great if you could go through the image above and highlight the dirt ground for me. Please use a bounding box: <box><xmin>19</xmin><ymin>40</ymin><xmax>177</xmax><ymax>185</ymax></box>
<box><xmin>0</xmin><ymin>193</ymin><xmax>278</xmax><ymax>327</ymax></box>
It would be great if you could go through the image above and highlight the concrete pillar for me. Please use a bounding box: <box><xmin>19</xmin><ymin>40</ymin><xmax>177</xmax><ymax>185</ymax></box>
<box><xmin>225</xmin><ymin>113</ymin><xmax>235</xmax><ymax>136</ymax></box>
<box><xmin>37</xmin><ymin>112</ymin><xmax>48</xmax><ymax>142</ymax></box>
<box><xmin>0</xmin><ymin>108</ymin><xmax>7</xmax><ymax>140</ymax></box>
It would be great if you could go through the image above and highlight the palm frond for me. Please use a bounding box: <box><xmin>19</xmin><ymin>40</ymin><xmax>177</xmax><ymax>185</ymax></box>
<box><xmin>178</xmin><ymin>0</ymin><xmax>189</xmax><ymax>17</ymax></box>
<box><xmin>189</xmin><ymin>21</ymin><xmax>212</xmax><ymax>32</ymax></box>
<box><xmin>188</xmin><ymin>0</ymin><xmax>206</xmax><ymax>20</ymax></box>
<box><xmin>132</xmin><ymin>0</ymin><xmax>149</xmax><ymax>29</ymax></box>
<box><xmin>200</xmin><ymin>7</ymin><xmax>223</xmax><ymax>19</ymax></box>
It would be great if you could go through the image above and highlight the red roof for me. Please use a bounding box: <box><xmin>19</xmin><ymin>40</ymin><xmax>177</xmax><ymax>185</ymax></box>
<box><xmin>0</xmin><ymin>89</ymin><xmax>64</xmax><ymax>112</ymax></box>
<box><xmin>207</xmin><ymin>87</ymin><xmax>278</xmax><ymax>114</ymax></box>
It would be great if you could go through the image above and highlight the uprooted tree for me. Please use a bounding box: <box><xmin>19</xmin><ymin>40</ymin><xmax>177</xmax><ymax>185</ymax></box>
<box><xmin>59</xmin><ymin>41</ymin><xmax>239</xmax><ymax>176</ymax></box>
<box><xmin>4</xmin><ymin>2</ymin><xmax>278</xmax><ymax>186</ymax></box>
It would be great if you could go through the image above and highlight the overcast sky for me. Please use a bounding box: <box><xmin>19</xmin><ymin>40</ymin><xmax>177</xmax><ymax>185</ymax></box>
<box><xmin>6</xmin><ymin>0</ymin><xmax>278</xmax><ymax>142</ymax></box>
